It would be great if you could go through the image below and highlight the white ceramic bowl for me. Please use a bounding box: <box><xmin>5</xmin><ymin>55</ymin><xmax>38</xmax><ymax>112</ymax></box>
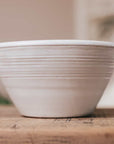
<box><xmin>0</xmin><ymin>40</ymin><xmax>114</xmax><ymax>117</ymax></box>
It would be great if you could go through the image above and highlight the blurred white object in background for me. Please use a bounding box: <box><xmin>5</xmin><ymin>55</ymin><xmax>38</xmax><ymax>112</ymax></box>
<box><xmin>98</xmin><ymin>72</ymin><xmax>114</xmax><ymax>108</ymax></box>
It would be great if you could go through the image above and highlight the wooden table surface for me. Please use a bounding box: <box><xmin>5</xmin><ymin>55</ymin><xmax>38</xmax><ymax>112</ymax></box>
<box><xmin>0</xmin><ymin>106</ymin><xmax>114</xmax><ymax>144</ymax></box>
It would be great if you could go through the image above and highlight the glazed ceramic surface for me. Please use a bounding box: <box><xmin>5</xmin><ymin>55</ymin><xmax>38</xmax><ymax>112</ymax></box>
<box><xmin>0</xmin><ymin>40</ymin><xmax>114</xmax><ymax>117</ymax></box>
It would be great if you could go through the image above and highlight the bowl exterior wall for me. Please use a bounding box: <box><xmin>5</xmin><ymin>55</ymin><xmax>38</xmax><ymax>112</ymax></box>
<box><xmin>0</xmin><ymin>44</ymin><xmax>114</xmax><ymax>117</ymax></box>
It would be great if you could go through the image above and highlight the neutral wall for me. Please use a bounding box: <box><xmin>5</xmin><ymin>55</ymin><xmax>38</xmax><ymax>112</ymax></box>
<box><xmin>0</xmin><ymin>0</ymin><xmax>74</xmax><ymax>42</ymax></box>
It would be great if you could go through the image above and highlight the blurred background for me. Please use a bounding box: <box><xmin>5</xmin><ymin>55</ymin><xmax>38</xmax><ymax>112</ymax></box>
<box><xmin>0</xmin><ymin>0</ymin><xmax>114</xmax><ymax>107</ymax></box>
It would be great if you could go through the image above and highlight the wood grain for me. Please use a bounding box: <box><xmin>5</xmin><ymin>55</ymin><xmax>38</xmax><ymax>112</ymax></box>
<box><xmin>0</xmin><ymin>106</ymin><xmax>114</xmax><ymax>144</ymax></box>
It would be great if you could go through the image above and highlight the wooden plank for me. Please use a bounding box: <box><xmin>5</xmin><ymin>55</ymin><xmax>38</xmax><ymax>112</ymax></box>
<box><xmin>0</xmin><ymin>106</ymin><xmax>114</xmax><ymax>144</ymax></box>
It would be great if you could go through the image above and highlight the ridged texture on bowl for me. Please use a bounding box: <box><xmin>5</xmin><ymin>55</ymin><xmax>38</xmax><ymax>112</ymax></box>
<box><xmin>0</xmin><ymin>43</ymin><xmax>114</xmax><ymax>117</ymax></box>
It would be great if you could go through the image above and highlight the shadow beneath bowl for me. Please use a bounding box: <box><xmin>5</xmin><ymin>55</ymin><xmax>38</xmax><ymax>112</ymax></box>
<box><xmin>22</xmin><ymin>109</ymin><xmax>114</xmax><ymax>119</ymax></box>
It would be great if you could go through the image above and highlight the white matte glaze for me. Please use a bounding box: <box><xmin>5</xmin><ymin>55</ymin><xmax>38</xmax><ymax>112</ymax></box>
<box><xmin>0</xmin><ymin>40</ymin><xmax>114</xmax><ymax>47</ymax></box>
<box><xmin>0</xmin><ymin>40</ymin><xmax>114</xmax><ymax>117</ymax></box>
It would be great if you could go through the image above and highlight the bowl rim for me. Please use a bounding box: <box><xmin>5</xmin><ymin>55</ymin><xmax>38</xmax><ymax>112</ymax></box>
<box><xmin>0</xmin><ymin>40</ymin><xmax>114</xmax><ymax>47</ymax></box>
